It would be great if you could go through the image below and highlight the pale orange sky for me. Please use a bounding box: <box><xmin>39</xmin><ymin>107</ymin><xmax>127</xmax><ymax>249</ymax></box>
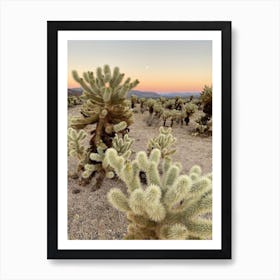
<box><xmin>68</xmin><ymin>40</ymin><xmax>212</xmax><ymax>93</ymax></box>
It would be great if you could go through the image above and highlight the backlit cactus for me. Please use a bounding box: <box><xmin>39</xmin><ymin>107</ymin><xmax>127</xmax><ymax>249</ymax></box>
<box><xmin>70</xmin><ymin>65</ymin><xmax>139</xmax><ymax>186</ymax></box>
<box><xmin>68</xmin><ymin>128</ymin><xmax>88</xmax><ymax>171</ymax></box>
<box><xmin>106</xmin><ymin>148</ymin><xmax>212</xmax><ymax>240</ymax></box>
<box><xmin>82</xmin><ymin>133</ymin><xmax>134</xmax><ymax>190</ymax></box>
<box><xmin>147</xmin><ymin>126</ymin><xmax>176</xmax><ymax>159</ymax></box>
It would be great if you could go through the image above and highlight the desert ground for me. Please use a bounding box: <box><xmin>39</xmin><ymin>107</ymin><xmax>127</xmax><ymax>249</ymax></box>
<box><xmin>68</xmin><ymin>104</ymin><xmax>212</xmax><ymax>240</ymax></box>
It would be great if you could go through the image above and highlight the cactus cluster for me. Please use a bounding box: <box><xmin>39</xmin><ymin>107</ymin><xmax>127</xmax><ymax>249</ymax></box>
<box><xmin>137</xmin><ymin>96</ymin><xmax>198</xmax><ymax>128</ymax></box>
<box><xmin>106</xmin><ymin>148</ymin><xmax>212</xmax><ymax>240</ymax></box>
<box><xmin>69</xmin><ymin>65</ymin><xmax>139</xmax><ymax>186</ymax></box>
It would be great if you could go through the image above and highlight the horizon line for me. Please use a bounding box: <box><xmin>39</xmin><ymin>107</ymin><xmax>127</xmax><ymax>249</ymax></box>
<box><xmin>68</xmin><ymin>87</ymin><xmax>202</xmax><ymax>94</ymax></box>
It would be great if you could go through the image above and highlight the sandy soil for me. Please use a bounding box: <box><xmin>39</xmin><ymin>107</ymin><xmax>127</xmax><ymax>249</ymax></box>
<box><xmin>68</xmin><ymin>104</ymin><xmax>212</xmax><ymax>240</ymax></box>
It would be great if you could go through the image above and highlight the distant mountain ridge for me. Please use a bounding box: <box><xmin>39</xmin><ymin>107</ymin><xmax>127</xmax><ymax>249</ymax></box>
<box><xmin>68</xmin><ymin>88</ymin><xmax>83</xmax><ymax>96</ymax></box>
<box><xmin>68</xmin><ymin>88</ymin><xmax>200</xmax><ymax>98</ymax></box>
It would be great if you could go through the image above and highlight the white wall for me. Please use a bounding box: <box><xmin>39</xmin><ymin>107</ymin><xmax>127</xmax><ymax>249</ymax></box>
<box><xmin>0</xmin><ymin>0</ymin><xmax>279</xmax><ymax>279</ymax></box>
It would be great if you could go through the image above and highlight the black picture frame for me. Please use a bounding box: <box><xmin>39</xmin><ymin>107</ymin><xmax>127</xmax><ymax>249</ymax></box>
<box><xmin>47</xmin><ymin>21</ymin><xmax>231</xmax><ymax>259</ymax></box>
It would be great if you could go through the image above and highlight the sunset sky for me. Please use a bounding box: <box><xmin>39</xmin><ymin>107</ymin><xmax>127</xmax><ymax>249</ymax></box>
<box><xmin>68</xmin><ymin>40</ymin><xmax>212</xmax><ymax>93</ymax></box>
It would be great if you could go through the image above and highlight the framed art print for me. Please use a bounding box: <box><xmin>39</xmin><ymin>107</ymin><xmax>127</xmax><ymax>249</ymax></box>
<box><xmin>47</xmin><ymin>21</ymin><xmax>231</xmax><ymax>259</ymax></box>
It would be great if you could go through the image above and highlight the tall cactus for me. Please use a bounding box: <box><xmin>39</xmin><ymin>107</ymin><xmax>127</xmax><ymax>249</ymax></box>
<box><xmin>106</xmin><ymin>148</ymin><xmax>212</xmax><ymax>240</ymax></box>
<box><xmin>70</xmin><ymin>65</ymin><xmax>139</xmax><ymax>186</ymax></box>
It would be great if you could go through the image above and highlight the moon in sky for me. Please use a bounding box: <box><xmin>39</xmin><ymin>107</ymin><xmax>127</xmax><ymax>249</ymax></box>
<box><xmin>145</xmin><ymin>65</ymin><xmax>150</xmax><ymax>70</ymax></box>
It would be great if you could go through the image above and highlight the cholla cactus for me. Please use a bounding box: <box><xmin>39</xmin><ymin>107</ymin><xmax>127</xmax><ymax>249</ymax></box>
<box><xmin>68</xmin><ymin>128</ymin><xmax>88</xmax><ymax>171</ymax></box>
<box><xmin>145</xmin><ymin>98</ymin><xmax>156</xmax><ymax>116</ymax></box>
<box><xmin>159</xmin><ymin>97</ymin><xmax>167</xmax><ymax>105</ymax></box>
<box><xmin>71</xmin><ymin>65</ymin><xmax>138</xmax><ymax>145</ymax></box>
<box><xmin>182</xmin><ymin>102</ymin><xmax>198</xmax><ymax>126</ymax></box>
<box><xmin>130</xmin><ymin>95</ymin><xmax>138</xmax><ymax>109</ymax></box>
<box><xmin>82</xmin><ymin>133</ymin><xmax>134</xmax><ymax>190</ymax></box>
<box><xmin>147</xmin><ymin>127</ymin><xmax>176</xmax><ymax>159</ymax></box>
<box><xmin>153</xmin><ymin>102</ymin><xmax>163</xmax><ymax>118</ymax></box>
<box><xmin>174</xmin><ymin>97</ymin><xmax>185</xmax><ymax>110</ymax></box>
<box><xmin>70</xmin><ymin>65</ymin><xmax>139</xmax><ymax>185</ymax></box>
<box><xmin>193</xmin><ymin>118</ymin><xmax>212</xmax><ymax>136</ymax></box>
<box><xmin>161</xmin><ymin>110</ymin><xmax>171</xmax><ymax>127</ymax></box>
<box><xmin>164</xmin><ymin>99</ymin><xmax>176</xmax><ymax>110</ymax></box>
<box><xmin>106</xmin><ymin>148</ymin><xmax>212</xmax><ymax>240</ymax></box>
<box><xmin>139</xmin><ymin>98</ymin><xmax>146</xmax><ymax>114</ymax></box>
<box><xmin>200</xmin><ymin>85</ymin><xmax>212</xmax><ymax>118</ymax></box>
<box><xmin>112</xmin><ymin>134</ymin><xmax>134</xmax><ymax>159</ymax></box>
<box><xmin>68</xmin><ymin>95</ymin><xmax>82</xmax><ymax>107</ymax></box>
<box><xmin>170</xmin><ymin>109</ymin><xmax>181</xmax><ymax>127</ymax></box>
<box><xmin>193</xmin><ymin>85</ymin><xmax>212</xmax><ymax>137</ymax></box>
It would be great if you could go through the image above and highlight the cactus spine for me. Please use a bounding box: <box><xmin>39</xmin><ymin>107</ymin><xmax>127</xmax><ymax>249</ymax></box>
<box><xmin>106</xmin><ymin>148</ymin><xmax>212</xmax><ymax>240</ymax></box>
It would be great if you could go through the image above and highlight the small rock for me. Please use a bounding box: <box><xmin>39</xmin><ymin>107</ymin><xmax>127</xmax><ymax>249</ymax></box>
<box><xmin>72</xmin><ymin>189</ymin><xmax>80</xmax><ymax>194</ymax></box>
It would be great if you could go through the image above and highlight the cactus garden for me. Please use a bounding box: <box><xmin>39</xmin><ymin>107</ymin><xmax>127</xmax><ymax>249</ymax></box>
<box><xmin>67</xmin><ymin>40</ymin><xmax>212</xmax><ymax>240</ymax></box>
